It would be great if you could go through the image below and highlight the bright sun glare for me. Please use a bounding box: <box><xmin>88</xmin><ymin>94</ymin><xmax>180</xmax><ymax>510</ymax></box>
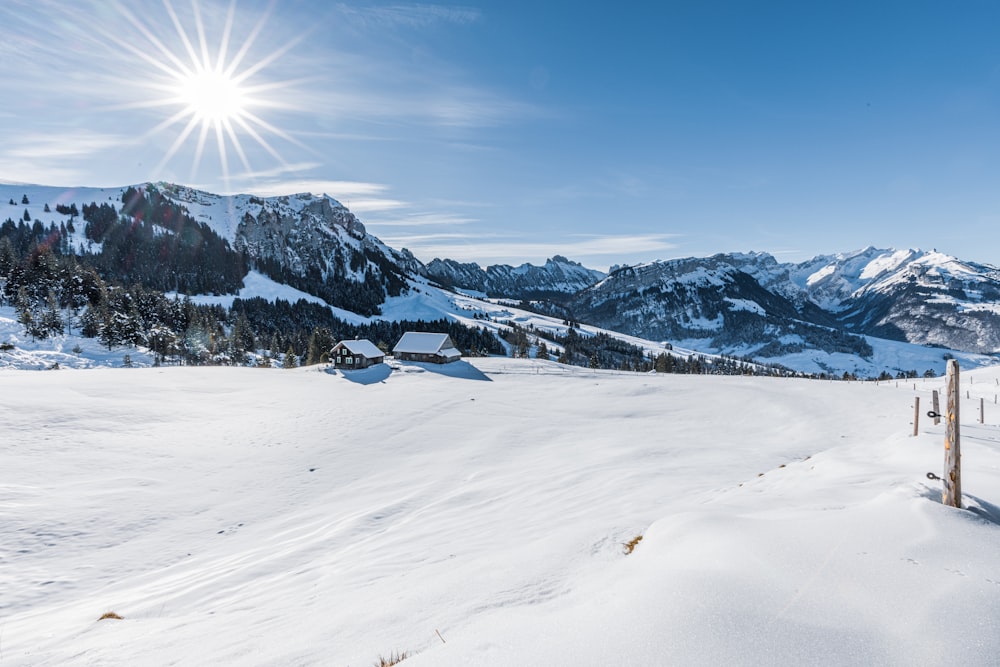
<box><xmin>177</xmin><ymin>68</ymin><xmax>247</xmax><ymax>123</ymax></box>
<box><xmin>113</xmin><ymin>0</ymin><xmax>305</xmax><ymax>188</ymax></box>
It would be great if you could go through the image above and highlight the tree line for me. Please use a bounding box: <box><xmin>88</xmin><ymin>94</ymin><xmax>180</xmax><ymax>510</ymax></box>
<box><xmin>499</xmin><ymin>320</ymin><xmax>814</xmax><ymax>377</ymax></box>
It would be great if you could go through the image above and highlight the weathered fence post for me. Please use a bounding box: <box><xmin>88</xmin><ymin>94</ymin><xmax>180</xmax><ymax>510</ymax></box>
<box><xmin>913</xmin><ymin>396</ymin><xmax>920</xmax><ymax>436</ymax></box>
<box><xmin>980</xmin><ymin>397</ymin><xmax>985</xmax><ymax>424</ymax></box>
<box><xmin>944</xmin><ymin>359</ymin><xmax>962</xmax><ymax>508</ymax></box>
<box><xmin>932</xmin><ymin>390</ymin><xmax>941</xmax><ymax>425</ymax></box>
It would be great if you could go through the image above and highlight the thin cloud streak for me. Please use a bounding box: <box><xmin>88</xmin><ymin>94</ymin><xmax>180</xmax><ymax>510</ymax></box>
<box><xmin>335</xmin><ymin>4</ymin><xmax>481</xmax><ymax>29</ymax></box>
<box><xmin>231</xmin><ymin>162</ymin><xmax>325</xmax><ymax>180</ymax></box>
<box><xmin>377</xmin><ymin>233</ymin><xmax>680</xmax><ymax>266</ymax></box>
<box><xmin>2</xmin><ymin>132</ymin><xmax>128</xmax><ymax>160</ymax></box>
<box><xmin>344</xmin><ymin>198</ymin><xmax>408</xmax><ymax>213</ymax></box>
<box><xmin>366</xmin><ymin>212</ymin><xmax>479</xmax><ymax>227</ymax></box>
<box><xmin>250</xmin><ymin>179</ymin><xmax>395</xmax><ymax>200</ymax></box>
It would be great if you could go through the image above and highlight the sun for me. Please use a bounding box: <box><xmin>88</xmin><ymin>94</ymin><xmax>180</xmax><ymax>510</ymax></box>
<box><xmin>111</xmin><ymin>0</ymin><xmax>307</xmax><ymax>189</ymax></box>
<box><xmin>176</xmin><ymin>67</ymin><xmax>248</xmax><ymax>124</ymax></box>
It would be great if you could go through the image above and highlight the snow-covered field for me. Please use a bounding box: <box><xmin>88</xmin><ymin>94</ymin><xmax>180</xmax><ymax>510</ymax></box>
<box><xmin>4</xmin><ymin>359</ymin><xmax>1000</xmax><ymax>666</ymax></box>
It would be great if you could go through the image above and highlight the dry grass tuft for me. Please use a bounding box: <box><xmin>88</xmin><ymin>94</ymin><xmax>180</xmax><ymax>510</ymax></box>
<box><xmin>98</xmin><ymin>612</ymin><xmax>124</xmax><ymax>621</ymax></box>
<box><xmin>623</xmin><ymin>534</ymin><xmax>643</xmax><ymax>555</ymax></box>
<box><xmin>374</xmin><ymin>650</ymin><xmax>410</xmax><ymax>666</ymax></box>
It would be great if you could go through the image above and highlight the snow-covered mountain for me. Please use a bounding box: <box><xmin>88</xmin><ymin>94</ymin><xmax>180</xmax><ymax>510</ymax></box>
<box><xmin>810</xmin><ymin>248</ymin><xmax>1000</xmax><ymax>351</ymax></box>
<box><xmin>753</xmin><ymin>248</ymin><xmax>1000</xmax><ymax>353</ymax></box>
<box><xmin>569</xmin><ymin>248</ymin><xmax>1000</xmax><ymax>360</ymax></box>
<box><xmin>155</xmin><ymin>183</ymin><xmax>424</xmax><ymax>316</ymax></box>
<box><xmin>0</xmin><ymin>181</ymin><xmax>423</xmax><ymax>317</ymax></box>
<box><xmin>425</xmin><ymin>255</ymin><xmax>605</xmax><ymax>299</ymax></box>
<box><xmin>567</xmin><ymin>255</ymin><xmax>874</xmax><ymax>365</ymax></box>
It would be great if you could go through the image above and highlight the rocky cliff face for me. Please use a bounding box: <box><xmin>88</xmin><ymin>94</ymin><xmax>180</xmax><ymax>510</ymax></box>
<box><xmin>230</xmin><ymin>192</ymin><xmax>421</xmax><ymax>283</ymax></box>
<box><xmin>157</xmin><ymin>184</ymin><xmax>423</xmax><ymax>315</ymax></box>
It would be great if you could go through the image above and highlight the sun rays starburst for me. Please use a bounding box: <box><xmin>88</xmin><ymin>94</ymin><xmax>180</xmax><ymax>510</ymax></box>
<box><xmin>110</xmin><ymin>0</ymin><xmax>309</xmax><ymax>190</ymax></box>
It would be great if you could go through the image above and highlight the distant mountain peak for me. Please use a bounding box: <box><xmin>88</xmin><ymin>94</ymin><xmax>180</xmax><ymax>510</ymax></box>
<box><xmin>426</xmin><ymin>255</ymin><xmax>605</xmax><ymax>299</ymax></box>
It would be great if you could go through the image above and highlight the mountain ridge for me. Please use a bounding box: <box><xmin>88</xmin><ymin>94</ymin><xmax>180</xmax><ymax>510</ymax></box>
<box><xmin>2</xmin><ymin>181</ymin><xmax>998</xmax><ymax>374</ymax></box>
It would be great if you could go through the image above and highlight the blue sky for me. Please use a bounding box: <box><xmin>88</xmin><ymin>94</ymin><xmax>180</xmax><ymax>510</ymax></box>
<box><xmin>2</xmin><ymin>1</ymin><xmax>999</xmax><ymax>270</ymax></box>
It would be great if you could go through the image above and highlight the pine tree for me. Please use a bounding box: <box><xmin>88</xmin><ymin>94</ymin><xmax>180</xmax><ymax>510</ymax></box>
<box><xmin>305</xmin><ymin>331</ymin><xmax>323</xmax><ymax>366</ymax></box>
<box><xmin>15</xmin><ymin>286</ymin><xmax>36</xmax><ymax>341</ymax></box>
<box><xmin>305</xmin><ymin>328</ymin><xmax>334</xmax><ymax>366</ymax></box>
<box><xmin>230</xmin><ymin>313</ymin><xmax>254</xmax><ymax>360</ymax></box>
<box><xmin>40</xmin><ymin>290</ymin><xmax>64</xmax><ymax>338</ymax></box>
<box><xmin>282</xmin><ymin>345</ymin><xmax>298</xmax><ymax>369</ymax></box>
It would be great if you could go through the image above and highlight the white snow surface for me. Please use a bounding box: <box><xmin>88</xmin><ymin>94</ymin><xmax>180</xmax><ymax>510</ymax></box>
<box><xmin>172</xmin><ymin>270</ymin><xmax>369</xmax><ymax>326</ymax></box>
<box><xmin>3</xmin><ymin>360</ymin><xmax>1000</xmax><ymax>666</ymax></box>
<box><xmin>859</xmin><ymin>248</ymin><xmax>916</xmax><ymax>281</ymax></box>
<box><xmin>724</xmin><ymin>297</ymin><xmax>766</xmax><ymax>315</ymax></box>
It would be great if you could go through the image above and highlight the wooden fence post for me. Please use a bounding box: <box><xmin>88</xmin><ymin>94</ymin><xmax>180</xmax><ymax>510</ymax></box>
<box><xmin>944</xmin><ymin>359</ymin><xmax>962</xmax><ymax>508</ymax></box>
<box><xmin>913</xmin><ymin>396</ymin><xmax>920</xmax><ymax>436</ymax></box>
<box><xmin>980</xmin><ymin>397</ymin><xmax>985</xmax><ymax>424</ymax></box>
<box><xmin>932</xmin><ymin>390</ymin><xmax>941</xmax><ymax>425</ymax></box>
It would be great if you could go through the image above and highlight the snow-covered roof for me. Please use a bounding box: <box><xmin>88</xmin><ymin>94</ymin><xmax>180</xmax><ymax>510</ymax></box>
<box><xmin>393</xmin><ymin>332</ymin><xmax>459</xmax><ymax>356</ymax></box>
<box><xmin>334</xmin><ymin>339</ymin><xmax>384</xmax><ymax>358</ymax></box>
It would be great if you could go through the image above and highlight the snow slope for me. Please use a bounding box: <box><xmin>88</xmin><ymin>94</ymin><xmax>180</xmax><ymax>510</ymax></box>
<box><xmin>3</xmin><ymin>360</ymin><xmax>1000</xmax><ymax>665</ymax></box>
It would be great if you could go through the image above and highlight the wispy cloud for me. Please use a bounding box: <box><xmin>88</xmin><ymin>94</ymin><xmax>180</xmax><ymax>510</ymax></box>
<box><xmin>376</xmin><ymin>232</ymin><xmax>680</xmax><ymax>267</ymax></box>
<box><xmin>419</xmin><ymin>89</ymin><xmax>540</xmax><ymax>128</ymax></box>
<box><xmin>251</xmin><ymin>179</ymin><xmax>394</xmax><ymax>199</ymax></box>
<box><xmin>335</xmin><ymin>4</ymin><xmax>482</xmax><ymax>29</ymax></box>
<box><xmin>232</xmin><ymin>162</ymin><xmax>325</xmax><ymax>180</ymax></box>
<box><xmin>0</xmin><ymin>130</ymin><xmax>134</xmax><ymax>186</ymax></box>
<box><xmin>366</xmin><ymin>211</ymin><xmax>479</xmax><ymax>227</ymax></box>
<box><xmin>2</xmin><ymin>131</ymin><xmax>127</xmax><ymax>160</ymax></box>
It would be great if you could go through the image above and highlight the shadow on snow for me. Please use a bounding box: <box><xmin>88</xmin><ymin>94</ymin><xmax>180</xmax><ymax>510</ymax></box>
<box><xmin>326</xmin><ymin>360</ymin><xmax>493</xmax><ymax>384</ymax></box>
<box><xmin>392</xmin><ymin>360</ymin><xmax>492</xmax><ymax>382</ymax></box>
<box><xmin>332</xmin><ymin>364</ymin><xmax>392</xmax><ymax>385</ymax></box>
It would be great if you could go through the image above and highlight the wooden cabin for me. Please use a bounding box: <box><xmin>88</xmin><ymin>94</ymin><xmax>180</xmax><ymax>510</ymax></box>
<box><xmin>331</xmin><ymin>339</ymin><xmax>385</xmax><ymax>369</ymax></box>
<box><xmin>392</xmin><ymin>332</ymin><xmax>461</xmax><ymax>364</ymax></box>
